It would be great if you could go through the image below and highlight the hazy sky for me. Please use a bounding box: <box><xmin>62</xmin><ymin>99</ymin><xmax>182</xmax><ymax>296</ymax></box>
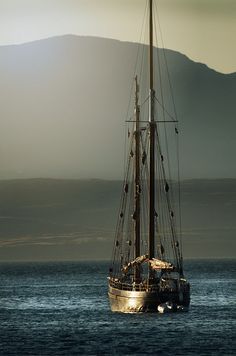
<box><xmin>0</xmin><ymin>0</ymin><xmax>235</xmax><ymax>73</ymax></box>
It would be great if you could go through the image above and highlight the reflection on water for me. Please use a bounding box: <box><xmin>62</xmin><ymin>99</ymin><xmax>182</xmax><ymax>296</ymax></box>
<box><xmin>0</xmin><ymin>260</ymin><xmax>235</xmax><ymax>355</ymax></box>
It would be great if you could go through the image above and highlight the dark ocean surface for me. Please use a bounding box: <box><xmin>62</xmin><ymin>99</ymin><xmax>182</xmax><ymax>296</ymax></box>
<box><xmin>0</xmin><ymin>260</ymin><xmax>235</xmax><ymax>355</ymax></box>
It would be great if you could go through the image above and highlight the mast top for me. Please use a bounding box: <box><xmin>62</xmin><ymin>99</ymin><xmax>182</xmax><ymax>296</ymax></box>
<box><xmin>149</xmin><ymin>0</ymin><xmax>154</xmax><ymax>92</ymax></box>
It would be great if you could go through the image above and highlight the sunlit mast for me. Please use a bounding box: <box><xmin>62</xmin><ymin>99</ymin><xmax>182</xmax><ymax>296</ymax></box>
<box><xmin>134</xmin><ymin>75</ymin><xmax>141</xmax><ymax>282</ymax></box>
<box><xmin>149</xmin><ymin>0</ymin><xmax>155</xmax><ymax>274</ymax></box>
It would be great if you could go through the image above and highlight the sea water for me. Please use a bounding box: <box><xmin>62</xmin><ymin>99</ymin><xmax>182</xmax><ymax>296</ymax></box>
<box><xmin>0</xmin><ymin>260</ymin><xmax>235</xmax><ymax>355</ymax></box>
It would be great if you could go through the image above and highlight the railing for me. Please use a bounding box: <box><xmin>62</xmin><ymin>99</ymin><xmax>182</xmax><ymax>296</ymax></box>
<box><xmin>109</xmin><ymin>277</ymin><xmax>189</xmax><ymax>293</ymax></box>
<box><xmin>109</xmin><ymin>279</ymin><xmax>160</xmax><ymax>292</ymax></box>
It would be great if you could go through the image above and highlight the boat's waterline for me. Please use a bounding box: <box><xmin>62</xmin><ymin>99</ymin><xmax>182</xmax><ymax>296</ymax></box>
<box><xmin>108</xmin><ymin>285</ymin><xmax>190</xmax><ymax>313</ymax></box>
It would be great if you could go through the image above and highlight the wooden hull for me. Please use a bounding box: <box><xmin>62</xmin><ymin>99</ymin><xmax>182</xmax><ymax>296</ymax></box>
<box><xmin>108</xmin><ymin>284</ymin><xmax>190</xmax><ymax>313</ymax></box>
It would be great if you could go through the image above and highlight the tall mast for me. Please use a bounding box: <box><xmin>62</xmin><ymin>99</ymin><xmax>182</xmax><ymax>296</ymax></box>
<box><xmin>134</xmin><ymin>75</ymin><xmax>141</xmax><ymax>282</ymax></box>
<box><xmin>149</xmin><ymin>0</ymin><xmax>155</xmax><ymax>264</ymax></box>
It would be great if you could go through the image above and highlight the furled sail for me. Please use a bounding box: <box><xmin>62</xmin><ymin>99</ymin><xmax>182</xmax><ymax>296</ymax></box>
<box><xmin>122</xmin><ymin>256</ymin><xmax>174</xmax><ymax>273</ymax></box>
<box><xmin>149</xmin><ymin>258</ymin><xmax>174</xmax><ymax>271</ymax></box>
<box><xmin>122</xmin><ymin>255</ymin><xmax>149</xmax><ymax>273</ymax></box>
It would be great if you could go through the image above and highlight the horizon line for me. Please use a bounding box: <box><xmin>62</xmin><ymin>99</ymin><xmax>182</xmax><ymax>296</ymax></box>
<box><xmin>0</xmin><ymin>177</ymin><xmax>235</xmax><ymax>182</ymax></box>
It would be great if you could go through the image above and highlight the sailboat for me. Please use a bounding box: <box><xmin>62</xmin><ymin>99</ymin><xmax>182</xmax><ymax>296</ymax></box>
<box><xmin>108</xmin><ymin>0</ymin><xmax>190</xmax><ymax>313</ymax></box>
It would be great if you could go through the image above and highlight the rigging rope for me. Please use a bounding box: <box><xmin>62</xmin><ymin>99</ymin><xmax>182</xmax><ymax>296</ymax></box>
<box><xmin>154</xmin><ymin>0</ymin><xmax>183</xmax><ymax>260</ymax></box>
<box><xmin>111</xmin><ymin>0</ymin><xmax>184</xmax><ymax>277</ymax></box>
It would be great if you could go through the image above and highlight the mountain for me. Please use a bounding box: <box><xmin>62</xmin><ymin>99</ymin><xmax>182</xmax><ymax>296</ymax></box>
<box><xmin>0</xmin><ymin>35</ymin><xmax>235</xmax><ymax>179</ymax></box>
<box><xmin>0</xmin><ymin>179</ymin><xmax>235</xmax><ymax>261</ymax></box>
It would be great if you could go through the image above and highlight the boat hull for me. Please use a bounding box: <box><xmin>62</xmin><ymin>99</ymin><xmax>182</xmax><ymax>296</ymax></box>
<box><xmin>108</xmin><ymin>284</ymin><xmax>190</xmax><ymax>313</ymax></box>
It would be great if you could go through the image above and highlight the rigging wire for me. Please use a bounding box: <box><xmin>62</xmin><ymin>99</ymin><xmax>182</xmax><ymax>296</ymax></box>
<box><xmin>125</xmin><ymin>0</ymin><xmax>148</xmax><ymax>123</ymax></box>
<box><xmin>154</xmin><ymin>96</ymin><xmax>177</xmax><ymax>122</ymax></box>
<box><xmin>153</xmin><ymin>6</ymin><xmax>173</xmax><ymax>187</ymax></box>
<box><xmin>126</xmin><ymin>96</ymin><xmax>150</xmax><ymax>122</ymax></box>
<box><xmin>154</xmin><ymin>0</ymin><xmax>183</xmax><ymax>260</ymax></box>
<box><xmin>111</xmin><ymin>0</ymin><xmax>184</xmax><ymax>277</ymax></box>
<box><xmin>153</xmin><ymin>3</ymin><xmax>177</xmax><ymax>265</ymax></box>
<box><xmin>122</xmin><ymin>0</ymin><xmax>148</xmax><ymax>182</ymax></box>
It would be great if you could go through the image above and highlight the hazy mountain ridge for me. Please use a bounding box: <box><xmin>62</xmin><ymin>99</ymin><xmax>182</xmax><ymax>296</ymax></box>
<box><xmin>0</xmin><ymin>178</ymin><xmax>235</xmax><ymax>260</ymax></box>
<box><xmin>0</xmin><ymin>35</ymin><xmax>235</xmax><ymax>179</ymax></box>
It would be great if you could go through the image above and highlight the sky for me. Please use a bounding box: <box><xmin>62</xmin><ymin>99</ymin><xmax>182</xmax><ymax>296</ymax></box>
<box><xmin>0</xmin><ymin>0</ymin><xmax>235</xmax><ymax>74</ymax></box>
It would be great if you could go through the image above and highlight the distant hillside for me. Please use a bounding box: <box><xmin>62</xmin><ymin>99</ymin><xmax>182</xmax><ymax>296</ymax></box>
<box><xmin>0</xmin><ymin>35</ymin><xmax>235</xmax><ymax>179</ymax></box>
<box><xmin>0</xmin><ymin>179</ymin><xmax>235</xmax><ymax>261</ymax></box>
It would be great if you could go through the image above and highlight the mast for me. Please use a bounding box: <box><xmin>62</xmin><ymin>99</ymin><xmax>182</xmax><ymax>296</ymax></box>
<box><xmin>134</xmin><ymin>75</ymin><xmax>141</xmax><ymax>282</ymax></box>
<box><xmin>149</xmin><ymin>0</ymin><xmax>155</xmax><ymax>264</ymax></box>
